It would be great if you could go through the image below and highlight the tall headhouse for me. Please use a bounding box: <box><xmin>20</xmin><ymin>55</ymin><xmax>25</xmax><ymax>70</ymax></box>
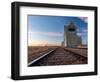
<box><xmin>64</xmin><ymin>22</ymin><xmax>82</xmax><ymax>47</ymax></box>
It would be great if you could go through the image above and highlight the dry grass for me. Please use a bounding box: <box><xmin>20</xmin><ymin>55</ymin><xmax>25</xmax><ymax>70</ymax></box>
<box><xmin>28</xmin><ymin>46</ymin><xmax>58</xmax><ymax>63</ymax></box>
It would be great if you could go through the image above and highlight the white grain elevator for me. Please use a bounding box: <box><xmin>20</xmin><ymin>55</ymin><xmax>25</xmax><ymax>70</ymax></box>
<box><xmin>64</xmin><ymin>22</ymin><xmax>82</xmax><ymax>47</ymax></box>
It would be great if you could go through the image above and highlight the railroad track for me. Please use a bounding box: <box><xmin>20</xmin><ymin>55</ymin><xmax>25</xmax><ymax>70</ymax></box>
<box><xmin>28</xmin><ymin>47</ymin><xmax>87</xmax><ymax>66</ymax></box>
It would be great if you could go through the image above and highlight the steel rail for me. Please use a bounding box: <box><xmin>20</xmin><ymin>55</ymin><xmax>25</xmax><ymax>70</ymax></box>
<box><xmin>28</xmin><ymin>48</ymin><xmax>56</xmax><ymax>66</ymax></box>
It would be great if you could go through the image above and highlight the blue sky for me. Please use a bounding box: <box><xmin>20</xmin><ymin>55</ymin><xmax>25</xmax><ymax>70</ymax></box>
<box><xmin>28</xmin><ymin>15</ymin><xmax>87</xmax><ymax>46</ymax></box>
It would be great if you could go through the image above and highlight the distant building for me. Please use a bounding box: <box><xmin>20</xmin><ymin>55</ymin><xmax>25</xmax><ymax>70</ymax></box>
<box><xmin>64</xmin><ymin>22</ymin><xmax>82</xmax><ymax>47</ymax></box>
<box><xmin>61</xmin><ymin>41</ymin><xmax>64</xmax><ymax>47</ymax></box>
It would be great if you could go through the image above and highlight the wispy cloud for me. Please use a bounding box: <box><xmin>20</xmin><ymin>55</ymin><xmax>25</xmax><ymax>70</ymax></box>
<box><xmin>79</xmin><ymin>17</ymin><xmax>88</xmax><ymax>23</ymax></box>
<box><xmin>77</xmin><ymin>28</ymin><xmax>87</xmax><ymax>36</ymax></box>
<box><xmin>29</xmin><ymin>31</ymin><xmax>63</xmax><ymax>37</ymax></box>
<box><xmin>77</xmin><ymin>28</ymin><xmax>87</xmax><ymax>32</ymax></box>
<box><xmin>83</xmin><ymin>29</ymin><xmax>87</xmax><ymax>32</ymax></box>
<box><xmin>77</xmin><ymin>32</ymin><xmax>87</xmax><ymax>36</ymax></box>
